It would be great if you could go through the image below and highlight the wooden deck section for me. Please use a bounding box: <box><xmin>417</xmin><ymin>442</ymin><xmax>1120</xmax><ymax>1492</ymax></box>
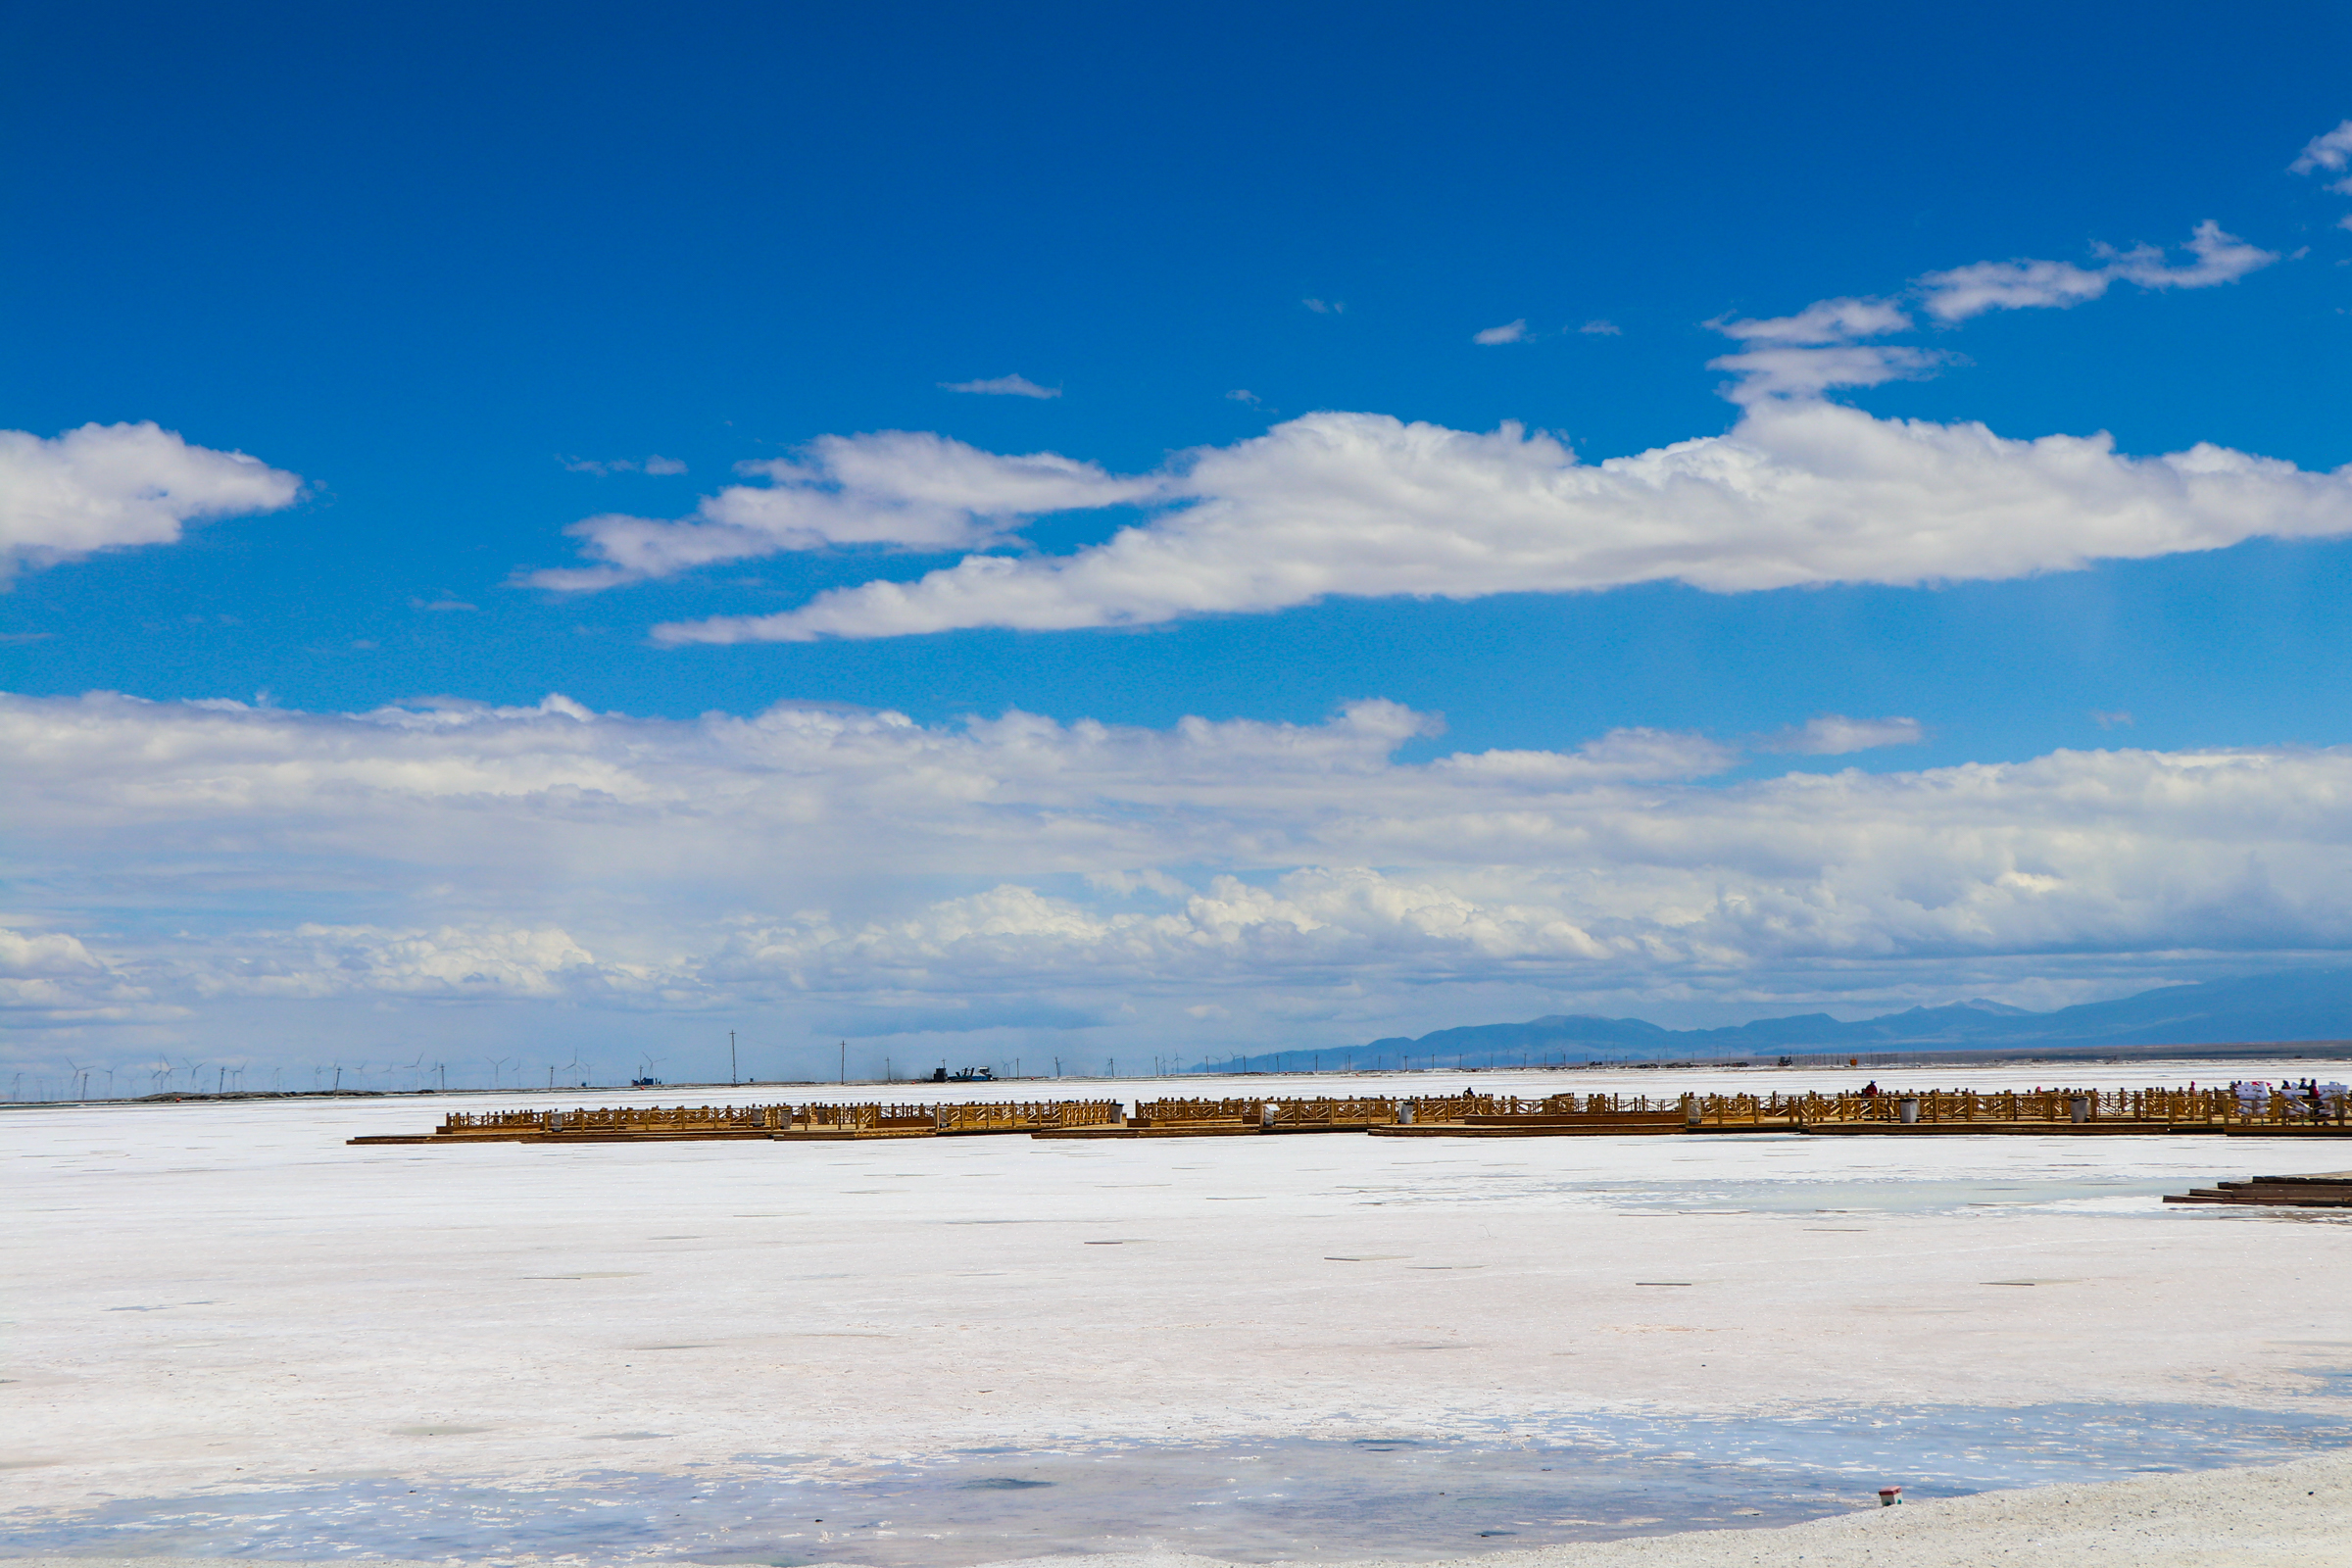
<box><xmin>2163</xmin><ymin>1170</ymin><xmax>2352</xmax><ymax>1206</ymax></box>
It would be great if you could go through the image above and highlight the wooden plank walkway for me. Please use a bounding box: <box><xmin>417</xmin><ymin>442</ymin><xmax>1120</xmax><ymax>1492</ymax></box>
<box><xmin>2164</xmin><ymin>1170</ymin><xmax>2352</xmax><ymax>1206</ymax></box>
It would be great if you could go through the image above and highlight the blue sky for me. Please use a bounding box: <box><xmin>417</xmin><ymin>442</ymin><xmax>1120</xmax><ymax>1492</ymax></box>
<box><xmin>7</xmin><ymin>2</ymin><xmax>2352</xmax><ymax>1086</ymax></box>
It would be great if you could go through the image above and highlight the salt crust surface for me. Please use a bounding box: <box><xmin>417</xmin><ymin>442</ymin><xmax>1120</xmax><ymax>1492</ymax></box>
<box><xmin>7</xmin><ymin>1060</ymin><xmax>2351</xmax><ymax>1540</ymax></box>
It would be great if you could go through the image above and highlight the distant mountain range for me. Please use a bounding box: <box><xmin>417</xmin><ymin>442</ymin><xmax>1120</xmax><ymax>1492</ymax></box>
<box><xmin>1202</xmin><ymin>970</ymin><xmax>2352</xmax><ymax>1073</ymax></box>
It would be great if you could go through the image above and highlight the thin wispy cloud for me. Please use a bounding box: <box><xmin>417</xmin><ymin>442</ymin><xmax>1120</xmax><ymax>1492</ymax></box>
<box><xmin>2290</xmin><ymin>119</ymin><xmax>2352</xmax><ymax>181</ymax></box>
<box><xmin>1302</xmin><ymin>298</ymin><xmax>1345</xmax><ymax>314</ymax></box>
<box><xmin>563</xmin><ymin>456</ymin><xmax>688</xmax><ymax>476</ymax></box>
<box><xmin>1578</xmin><ymin>319</ymin><xmax>1622</xmax><ymax>335</ymax></box>
<box><xmin>2091</xmin><ymin>710</ymin><xmax>2135</xmax><ymax>729</ymax></box>
<box><xmin>2291</xmin><ymin>119</ymin><xmax>2352</xmax><ymax>231</ymax></box>
<box><xmin>1707</xmin><ymin>221</ymin><xmax>2277</xmax><ymax>402</ymax></box>
<box><xmin>1472</xmin><ymin>319</ymin><xmax>1528</xmax><ymax>345</ymax></box>
<box><xmin>940</xmin><ymin>374</ymin><xmax>1060</xmax><ymax>400</ymax></box>
<box><xmin>1759</xmin><ymin>714</ymin><xmax>1925</xmax><ymax>756</ymax></box>
<box><xmin>409</xmin><ymin>595</ymin><xmax>478</xmax><ymax>612</ymax></box>
<box><xmin>526</xmin><ymin>431</ymin><xmax>1152</xmax><ymax>592</ymax></box>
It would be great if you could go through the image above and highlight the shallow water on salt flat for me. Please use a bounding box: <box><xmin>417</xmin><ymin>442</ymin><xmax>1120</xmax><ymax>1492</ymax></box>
<box><xmin>11</xmin><ymin>1401</ymin><xmax>2350</xmax><ymax>1566</ymax></box>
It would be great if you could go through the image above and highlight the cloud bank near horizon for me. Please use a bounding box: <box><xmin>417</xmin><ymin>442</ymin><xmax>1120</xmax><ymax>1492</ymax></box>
<box><xmin>11</xmin><ymin>690</ymin><xmax>2352</xmax><ymax>1068</ymax></box>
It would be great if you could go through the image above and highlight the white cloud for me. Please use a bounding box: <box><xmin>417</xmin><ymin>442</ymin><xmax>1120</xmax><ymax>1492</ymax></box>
<box><xmin>1226</xmin><ymin>389</ymin><xmax>1263</xmax><ymax>407</ymax></box>
<box><xmin>1916</xmin><ymin>221</ymin><xmax>2274</xmax><ymax>322</ymax></box>
<box><xmin>1705</xmin><ymin>344</ymin><xmax>1950</xmax><ymax>404</ymax></box>
<box><xmin>0</xmin><ymin>422</ymin><xmax>301</xmax><ymax>582</ymax></box>
<box><xmin>1710</xmin><ymin>297</ymin><xmax>1911</xmax><ymax>345</ymax></box>
<box><xmin>16</xmin><ymin>690</ymin><xmax>2352</xmax><ymax>1061</ymax></box>
<box><xmin>2091</xmin><ymin>710</ymin><xmax>2134</xmax><ymax>729</ymax></box>
<box><xmin>186</xmin><ymin>922</ymin><xmax>615</xmax><ymax>1001</ymax></box>
<box><xmin>2102</xmin><ymin>220</ymin><xmax>2276</xmax><ymax>291</ymax></box>
<box><xmin>563</xmin><ymin>456</ymin><xmax>689</xmax><ymax>476</ymax></box>
<box><xmin>2290</xmin><ymin>120</ymin><xmax>2352</xmax><ymax>174</ymax></box>
<box><xmin>1302</xmin><ymin>298</ymin><xmax>1345</xmax><ymax>314</ymax></box>
<box><xmin>1760</xmin><ymin>714</ymin><xmax>1925</xmax><ymax>756</ymax></box>
<box><xmin>525</xmin><ymin>431</ymin><xmax>1156</xmax><ymax>591</ymax></box>
<box><xmin>1913</xmin><ymin>256</ymin><xmax>2112</xmax><ymax>321</ymax></box>
<box><xmin>645</xmin><ymin>400</ymin><xmax>2352</xmax><ymax>643</ymax></box>
<box><xmin>1579</xmin><ymin>319</ymin><xmax>1622</xmax><ymax>335</ymax></box>
<box><xmin>410</xmin><ymin>596</ymin><xmax>478</xmax><ymax>612</ymax></box>
<box><xmin>1473</xmin><ymin>319</ymin><xmax>1529</xmax><ymax>345</ymax></box>
<box><xmin>940</xmin><ymin>374</ymin><xmax>1060</xmax><ymax>400</ymax></box>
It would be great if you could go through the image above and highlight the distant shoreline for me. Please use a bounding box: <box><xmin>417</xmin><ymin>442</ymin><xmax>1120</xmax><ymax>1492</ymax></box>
<box><xmin>13</xmin><ymin>1039</ymin><xmax>2352</xmax><ymax>1108</ymax></box>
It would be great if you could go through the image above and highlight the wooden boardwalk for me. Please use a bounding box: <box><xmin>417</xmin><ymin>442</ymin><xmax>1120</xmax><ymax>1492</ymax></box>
<box><xmin>348</xmin><ymin>1082</ymin><xmax>2352</xmax><ymax>1147</ymax></box>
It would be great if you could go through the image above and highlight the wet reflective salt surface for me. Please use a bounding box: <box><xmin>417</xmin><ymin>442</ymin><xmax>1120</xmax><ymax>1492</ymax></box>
<box><xmin>12</xmin><ymin>1401</ymin><xmax>2350</xmax><ymax>1566</ymax></box>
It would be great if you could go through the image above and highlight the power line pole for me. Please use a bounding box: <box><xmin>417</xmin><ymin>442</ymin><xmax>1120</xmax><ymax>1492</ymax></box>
<box><xmin>730</xmin><ymin>1031</ymin><xmax>738</xmax><ymax>1086</ymax></box>
<box><xmin>841</xmin><ymin>1040</ymin><xmax>847</xmax><ymax>1084</ymax></box>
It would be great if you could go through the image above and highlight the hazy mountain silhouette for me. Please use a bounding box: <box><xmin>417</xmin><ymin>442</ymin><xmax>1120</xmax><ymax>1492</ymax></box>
<box><xmin>1352</xmin><ymin>970</ymin><xmax>2352</xmax><ymax>1064</ymax></box>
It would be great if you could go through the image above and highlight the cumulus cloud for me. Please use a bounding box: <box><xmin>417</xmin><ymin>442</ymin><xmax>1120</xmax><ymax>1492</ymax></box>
<box><xmin>1473</xmin><ymin>319</ymin><xmax>1529</xmax><ymax>345</ymax></box>
<box><xmin>940</xmin><ymin>374</ymin><xmax>1060</xmax><ymax>399</ymax></box>
<box><xmin>0</xmin><ymin>422</ymin><xmax>302</xmax><ymax>582</ymax></box>
<box><xmin>524</xmin><ymin>431</ymin><xmax>1156</xmax><ymax>591</ymax></box>
<box><xmin>0</xmin><ymin>925</ymin><xmax>170</xmax><ymax>1027</ymax></box>
<box><xmin>14</xmin><ymin>690</ymin><xmax>2352</xmax><ymax>1059</ymax></box>
<box><xmin>644</xmin><ymin>400</ymin><xmax>2352</xmax><ymax>643</ymax></box>
<box><xmin>1760</xmin><ymin>714</ymin><xmax>1926</xmax><ymax>756</ymax></box>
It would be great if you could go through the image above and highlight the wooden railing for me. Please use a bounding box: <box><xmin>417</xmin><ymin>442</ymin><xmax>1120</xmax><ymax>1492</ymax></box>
<box><xmin>932</xmin><ymin>1099</ymin><xmax>1122</xmax><ymax>1132</ymax></box>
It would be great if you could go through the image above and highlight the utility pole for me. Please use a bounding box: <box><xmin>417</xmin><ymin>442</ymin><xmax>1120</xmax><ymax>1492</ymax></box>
<box><xmin>730</xmin><ymin>1031</ymin><xmax>738</xmax><ymax>1086</ymax></box>
<box><xmin>841</xmin><ymin>1040</ymin><xmax>847</xmax><ymax>1084</ymax></box>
